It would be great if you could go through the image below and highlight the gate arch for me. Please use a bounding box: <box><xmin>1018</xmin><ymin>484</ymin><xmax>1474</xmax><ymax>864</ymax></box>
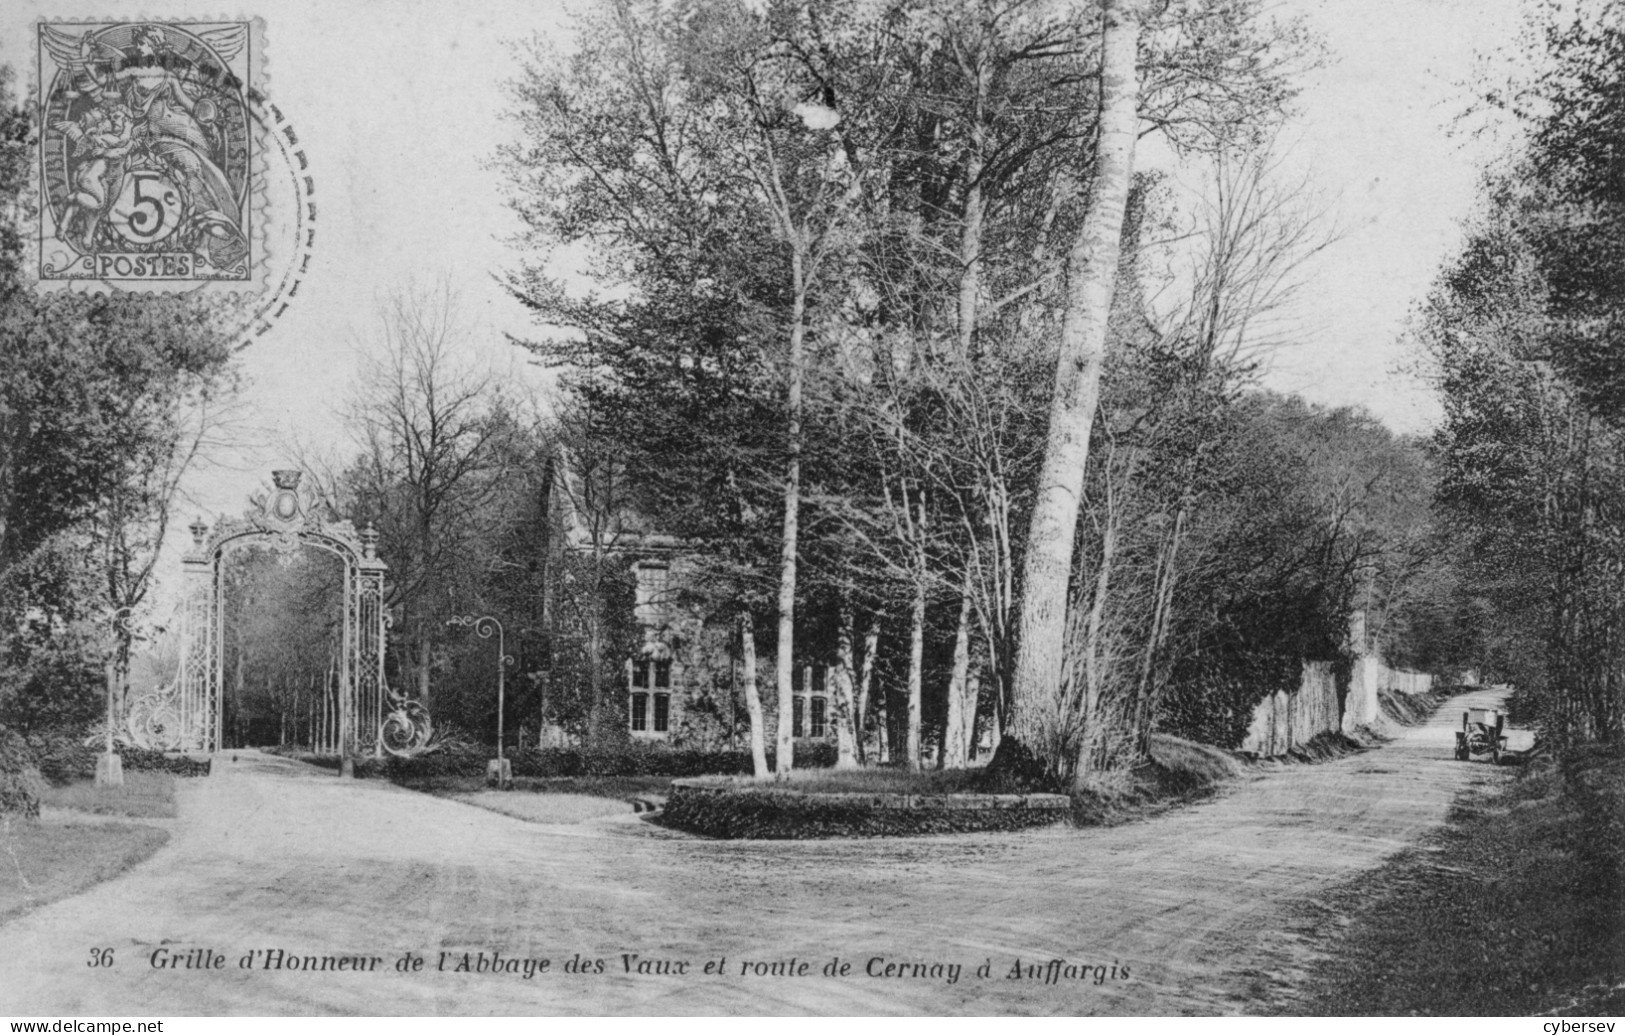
<box><xmin>127</xmin><ymin>469</ymin><xmax>429</xmax><ymax>757</ymax></box>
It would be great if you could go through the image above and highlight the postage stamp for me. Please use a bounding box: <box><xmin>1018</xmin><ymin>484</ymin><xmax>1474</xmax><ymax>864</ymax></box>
<box><xmin>36</xmin><ymin>20</ymin><xmax>262</xmax><ymax>290</ymax></box>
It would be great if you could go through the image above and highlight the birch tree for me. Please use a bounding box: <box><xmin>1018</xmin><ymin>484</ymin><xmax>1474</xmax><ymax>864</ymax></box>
<box><xmin>1004</xmin><ymin>0</ymin><xmax>1314</xmax><ymax>784</ymax></box>
<box><xmin>1005</xmin><ymin>0</ymin><xmax>1146</xmax><ymax>781</ymax></box>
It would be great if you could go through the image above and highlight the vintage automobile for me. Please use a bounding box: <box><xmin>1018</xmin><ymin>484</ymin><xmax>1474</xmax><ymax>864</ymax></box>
<box><xmin>1455</xmin><ymin>708</ymin><xmax>1508</xmax><ymax>764</ymax></box>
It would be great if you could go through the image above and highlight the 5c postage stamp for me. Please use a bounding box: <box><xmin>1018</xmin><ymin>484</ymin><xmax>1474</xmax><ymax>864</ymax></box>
<box><xmin>37</xmin><ymin>20</ymin><xmax>261</xmax><ymax>289</ymax></box>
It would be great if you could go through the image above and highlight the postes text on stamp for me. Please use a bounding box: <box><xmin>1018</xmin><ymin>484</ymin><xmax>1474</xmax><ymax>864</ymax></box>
<box><xmin>38</xmin><ymin>21</ymin><xmax>259</xmax><ymax>289</ymax></box>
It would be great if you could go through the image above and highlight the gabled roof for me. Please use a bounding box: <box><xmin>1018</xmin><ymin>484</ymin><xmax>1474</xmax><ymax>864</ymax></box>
<box><xmin>547</xmin><ymin>443</ymin><xmax>685</xmax><ymax>555</ymax></box>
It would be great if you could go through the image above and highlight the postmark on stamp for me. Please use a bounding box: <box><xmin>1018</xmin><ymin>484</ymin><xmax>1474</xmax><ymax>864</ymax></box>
<box><xmin>37</xmin><ymin>20</ymin><xmax>261</xmax><ymax>289</ymax></box>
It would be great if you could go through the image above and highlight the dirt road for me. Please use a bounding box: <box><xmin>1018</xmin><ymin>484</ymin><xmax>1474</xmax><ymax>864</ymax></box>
<box><xmin>0</xmin><ymin>689</ymin><xmax>1524</xmax><ymax>1015</ymax></box>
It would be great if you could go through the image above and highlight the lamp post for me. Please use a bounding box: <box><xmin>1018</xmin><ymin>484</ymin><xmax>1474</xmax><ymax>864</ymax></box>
<box><xmin>447</xmin><ymin>614</ymin><xmax>514</xmax><ymax>787</ymax></box>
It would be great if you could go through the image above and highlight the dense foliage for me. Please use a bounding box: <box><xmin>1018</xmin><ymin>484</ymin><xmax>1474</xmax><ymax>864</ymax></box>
<box><xmin>1423</xmin><ymin>0</ymin><xmax>1625</xmax><ymax>744</ymax></box>
<box><xmin>0</xmin><ymin>61</ymin><xmax>237</xmax><ymax>738</ymax></box>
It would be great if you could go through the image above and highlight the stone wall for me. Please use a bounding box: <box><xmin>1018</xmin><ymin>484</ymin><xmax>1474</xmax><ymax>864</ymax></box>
<box><xmin>1241</xmin><ymin>656</ymin><xmax>1435</xmax><ymax>757</ymax></box>
<box><xmin>1382</xmin><ymin>667</ymin><xmax>1434</xmax><ymax>696</ymax></box>
<box><xmin>1240</xmin><ymin>661</ymin><xmax>1342</xmax><ymax>758</ymax></box>
<box><xmin>1341</xmin><ymin>655</ymin><xmax>1383</xmax><ymax>734</ymax></box>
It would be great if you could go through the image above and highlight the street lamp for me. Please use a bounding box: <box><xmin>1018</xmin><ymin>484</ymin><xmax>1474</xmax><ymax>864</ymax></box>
<box><xmin>447</xmin><ymin>613</ymin><xmax>515</xmax><ymax>787</ymax></box>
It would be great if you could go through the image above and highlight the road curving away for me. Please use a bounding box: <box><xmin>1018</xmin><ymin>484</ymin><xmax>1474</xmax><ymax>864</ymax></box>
<box><xmin>0</xmin><ymin>689</ymin><xmax>1527</xmax><ymax>1016</ymax></box>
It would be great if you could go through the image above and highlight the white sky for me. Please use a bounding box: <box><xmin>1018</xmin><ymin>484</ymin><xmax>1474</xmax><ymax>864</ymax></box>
<box><xmin>1243</xmin><ymin>0</ymin><xmax>1521</xmax><ymax>432</ymax></box>
<box><xmin>4</xmin><ymin>0</ymin><xmax>1524</xmax><ymax>608</ymax></box>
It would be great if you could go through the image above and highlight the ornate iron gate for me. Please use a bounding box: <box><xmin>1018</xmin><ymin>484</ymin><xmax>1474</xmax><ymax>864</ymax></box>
<box><xmin>126</xmin><ymin>470</ymin><xmax>429</xmax><ymax>757</ymax></box>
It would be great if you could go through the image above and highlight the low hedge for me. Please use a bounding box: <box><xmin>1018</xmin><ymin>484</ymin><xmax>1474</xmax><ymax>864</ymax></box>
<box><xmin>118</xmin><ymin>748</ymin><xmax>211</xmax><ymax>778</ymax></box>
<box><xmin>659</xmin><ymin>783</ymin><xmax>1068</xmax><ymax>839</ymax></box>
<box><xmin>309</xmin><ymin>741</ymin><xmax>840</xmax><ymax>782</ymax></box>
<box><xmin>18</xmin><ymin>731</ymin><xmax>210</xmax><ymax>784</ymax></box>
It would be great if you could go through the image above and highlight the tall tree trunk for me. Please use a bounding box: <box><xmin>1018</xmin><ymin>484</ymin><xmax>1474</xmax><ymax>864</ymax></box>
<box><xmin>587</xmin><ymin>619</ymin><xmax>604</xmax><ymax>746</ymax></box>
<box><xmin>740</xmin><ymin>612</ymin><xmax>769</xmax><ymax>778</ymax></box>
<box><xmin>775</xmin><ymin>265</ymin><xmax>809</xmax><ymax>779</ymax></box>
<box><xmin>1007</xmin><ymin>0</ymin><xmax>1143</xmax><ymax>780</ymax></box>
<box><xmin>907</xmin><ymin>577</ymin><xmax>925</xmax><ymax>771</ymax></box>
<box><xmin>1126</xmin><ymin>509</ymin><xmax>1186</xmax><ymax>766</ymax></box>
<box><xmin>874</xmin><ymin>651</ymin><xmax>890</xmax><ymax>763</ymax></box>
<box><xmin>942</xmin><ymin>589</ymin><xmax>974</xmax><ymax>769</ymax></box>
<box><xmin>945</xmin><ymin>41</ymin><xmax>988</xmax><ymax>773</ymax></box>
<box><xmin>967</xmin><ymin>665</ymin><xmax>984</xmax><ymax>761</ymax></box>
<box><xmin>325</xmin><ymin>653</ymin><xmax>336</xmax><ymax>754</ymax></box>
<box><xmin>1076</xmin><ymin>471</ymin><xmax>1121</xmax><ymax>773</ymax></box>
<box><xmin>833</xmin><ymin>602</ymin><xmax>860</xmax><ymax>769</ymax></box>
<box><xmin>856</xmin><ymin>615</ymin><xmax>879</xmax><ymax>764</ymax></box>
<box><xmin>415</xmin><ymin>624</ymin><xmax>433</xmax><ymax>708</ymax></box>
<box><xmin>233</xmin><ymin>641</ymin><xmax>246</xmax><ymax>750</ymax></box>
<box><xmin>957</xmin><ymin>38</ymin><xmax>988</xmax><ymax>362</ymax></box>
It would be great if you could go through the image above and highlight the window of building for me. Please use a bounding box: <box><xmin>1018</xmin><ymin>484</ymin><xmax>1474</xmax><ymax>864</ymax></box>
<box><xmin>793</xmin><ymin>696</ymin><xmax>805</xmax><ymax>738</ymax></box>
<box><xmin>630</xmin><ymin>655</ymin><xmax>674</xmax><ymax>735</ymax></box>
<box><xmin>809</xmin><ymin>696</ymin><xmax>827</xmax><ymax>738</ymax></box>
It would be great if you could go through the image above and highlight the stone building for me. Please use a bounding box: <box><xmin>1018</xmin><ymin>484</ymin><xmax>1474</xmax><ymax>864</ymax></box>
<box><xmin>546</xmin><ymin>447</ymin><xmax>836</xmax><ymax>750</ymax></box>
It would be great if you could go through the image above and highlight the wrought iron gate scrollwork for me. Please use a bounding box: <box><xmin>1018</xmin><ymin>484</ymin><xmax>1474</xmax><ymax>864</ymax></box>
<box><xmin>148</xmin><ymin>469</ymin><xmax>433</xmax><ymax>758</ymax></box>
<box><xmin>380</xmin><ymin>691</ymin><xmax>434</xmax><ymax>756</ymax></box>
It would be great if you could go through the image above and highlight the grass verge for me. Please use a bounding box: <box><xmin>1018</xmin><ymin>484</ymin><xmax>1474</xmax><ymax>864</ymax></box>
<box><xmin>1067</xmin><ymin>734</ymin><xmax>1252</xmax><ymax>827</ymax></box>
<box><xmin>449</xmin><ymin>792</ymin><xmax>634</xmax><ymax>824</ymax></box>
<box><xmin>1378</xmin><ymin>684</ymin><xmax>1460</xmax><ymax>728</ymax></box>
<box><xmin>38</xmin><ymin>771</ymin><xmax>177</xmax><ymax>819</ymax></box>
<box><xmin>1263</xmin><ymin>747</ymin><xmax>1625</xmax><ymax>1016</ymax></box>
<box><xmin>0</xmin><ymin>818</ymin><xmax>170</xmax><ymax>924</ymax></box>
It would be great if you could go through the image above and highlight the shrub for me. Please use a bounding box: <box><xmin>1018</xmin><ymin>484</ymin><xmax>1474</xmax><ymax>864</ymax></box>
<box><xmin>119</xmin><ymin>748</ymin><xmax>210</xmax><ymax>778</ymax></box>
<box><xmin>783</xmin><ymin>741</ymin><xmax>839</xmax><ymax>770</ymax></box>
<box><xmin>0</xmin><ymin>726</ymin><xmax>45</xmax><ymax>819</ymax></box>
<box><xmin>23</xmin><ymin>731</ymin><xmax>97</xmax><ymax>786</ymax></box>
